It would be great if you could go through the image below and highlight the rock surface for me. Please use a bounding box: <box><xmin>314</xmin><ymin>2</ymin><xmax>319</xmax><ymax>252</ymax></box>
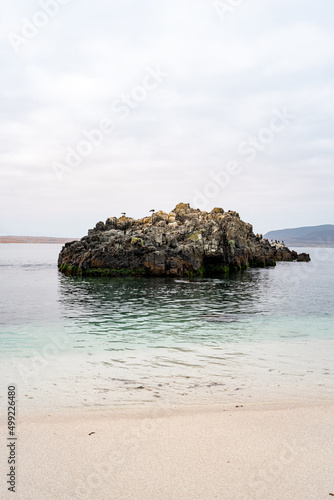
<box><xmin>58</xmin><ymin>203</ymin><xmax>310</xmax><ymax>277</ymax></box>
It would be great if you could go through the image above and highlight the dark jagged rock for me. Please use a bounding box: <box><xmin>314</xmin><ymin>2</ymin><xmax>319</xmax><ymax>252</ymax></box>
<box><xmin>58</xmin><ymin>203</ymin><xmax>311</xmax><ymax>277</ymax></box>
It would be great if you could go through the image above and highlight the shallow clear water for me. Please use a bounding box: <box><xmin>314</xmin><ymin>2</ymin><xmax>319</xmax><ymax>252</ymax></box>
<box><xmin>0</xmin><ymin>244</ymin><xmax>333</xmax><ymax>411</ymax></box>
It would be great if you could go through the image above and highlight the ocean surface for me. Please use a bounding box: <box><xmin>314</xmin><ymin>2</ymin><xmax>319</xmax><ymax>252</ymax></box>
<box><xmin>0</xmin><ymin>243</ymin><xmax>333</xmax><ymax>412</ymax></box>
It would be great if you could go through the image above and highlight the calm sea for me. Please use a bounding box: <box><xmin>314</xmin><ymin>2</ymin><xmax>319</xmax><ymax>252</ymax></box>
<box><xmin>0</xmin><ymin>243</ymin><xmax>333</xmax><ymax>412</ymax></box>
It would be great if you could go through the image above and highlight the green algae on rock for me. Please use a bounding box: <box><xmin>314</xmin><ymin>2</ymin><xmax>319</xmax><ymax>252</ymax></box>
<box><xmin>58</xmin><ymin>203</ymin><xmax>311</xmax><ymax>278</ymax></box>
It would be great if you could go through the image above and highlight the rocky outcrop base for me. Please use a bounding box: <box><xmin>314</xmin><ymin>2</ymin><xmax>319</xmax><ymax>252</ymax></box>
<box><xmin>58</xmin><ymin>203</ymin><xmax>310</xmax><ymax>278</ymax></box>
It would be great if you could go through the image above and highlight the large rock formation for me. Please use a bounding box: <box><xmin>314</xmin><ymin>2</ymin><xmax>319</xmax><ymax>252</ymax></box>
<box><xmin>58</xmin><ymin>203</ymin><xmax>310</xmax><ymax>277</ymax></box>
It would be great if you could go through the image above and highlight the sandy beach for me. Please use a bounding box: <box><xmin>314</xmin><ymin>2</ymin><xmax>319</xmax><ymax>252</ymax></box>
<box><xmin>1</xmin><ymin>401</ymin><xmax>333</xmax><ymax>500</ymax></box>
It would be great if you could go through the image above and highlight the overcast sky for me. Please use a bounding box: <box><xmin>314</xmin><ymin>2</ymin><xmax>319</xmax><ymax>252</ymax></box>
<box><xmin>0</xmin><ymin>0</ymin><xmax>333</xmax><ymax>237</ymax></box>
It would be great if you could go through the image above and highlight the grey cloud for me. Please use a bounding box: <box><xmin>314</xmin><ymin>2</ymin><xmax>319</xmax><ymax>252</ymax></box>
<box><xmin>0</xmin><ymin>0</ymin><xmax>333</xmax><ymax>236</ymax></box>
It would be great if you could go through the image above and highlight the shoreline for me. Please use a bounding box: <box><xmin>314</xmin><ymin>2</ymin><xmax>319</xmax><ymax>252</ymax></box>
<box><xmin>1</xmin><ymin>400</ymin><xmax>333</xmax><ymax>499</ymax></box>
<box><xmin>3</xmin><ymin>335</ymin><xmax>333</xmax><ymax>416</ymax></box>
<box><xmin>7</xmin><ymin>395</ymin><xmax>334</xmax><ymax>419</ymax></box>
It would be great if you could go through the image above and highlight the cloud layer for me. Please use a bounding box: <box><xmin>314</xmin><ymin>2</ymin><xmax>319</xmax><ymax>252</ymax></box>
<box><xmin>1</xmin><ymin>0</ymin><xmax>333</xmax><ymax>236</ymax></box>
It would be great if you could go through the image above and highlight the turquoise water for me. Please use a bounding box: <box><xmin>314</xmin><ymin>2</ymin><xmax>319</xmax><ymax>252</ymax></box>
<box><xmin>0</xmin><ymin>244</ymin><xmax>333</xmax><ymax>411</ymax></box>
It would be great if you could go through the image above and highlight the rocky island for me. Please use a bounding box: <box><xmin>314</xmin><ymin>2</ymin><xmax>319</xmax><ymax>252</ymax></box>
<box><xmin>58</xmin><ymin>203</ymin><xmax>310</xmax><ymax>277</ymax></box>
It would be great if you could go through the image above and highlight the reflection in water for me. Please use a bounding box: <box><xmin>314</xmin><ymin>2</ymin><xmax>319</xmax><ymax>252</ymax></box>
<box><xmin>58</xmin><ymin>272</ymin><xmax>263</xmax><ymax>350</ymax></box>
<box><xmin>1</xmin><ymin>244</ymin><xmax>334</xmax><ymax>409</ymax></box>
<box><xmin>57</xmin><ymin>258</ymin><xmax>333</xmax><ymax>352</ymax></box>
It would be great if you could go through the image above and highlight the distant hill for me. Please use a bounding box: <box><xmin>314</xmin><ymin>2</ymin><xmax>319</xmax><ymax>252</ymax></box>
<box><xmin>0</xmin><ymin>236</ymin><xmax>78</xmax><ymax>244</ymax></box>
<box><xmin>264</xmin><ymin>225</ymin><xmax>334</xmax><ymax>247</ymax></box>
